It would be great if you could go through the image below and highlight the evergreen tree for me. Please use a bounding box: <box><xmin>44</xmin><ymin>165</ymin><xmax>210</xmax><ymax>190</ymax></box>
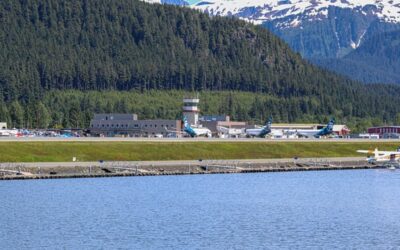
<box><xmin>9</xmin><ymin>101</ymin><xmax>24</xmax><ymax>128</ymax></box>
<box><xmin>35</xmin><ymin>102</ymin><xmax>51</xmax><ymax>128</ymax></box>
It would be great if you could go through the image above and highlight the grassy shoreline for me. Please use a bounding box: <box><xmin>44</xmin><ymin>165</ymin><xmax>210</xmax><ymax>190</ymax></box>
<box><xmin>0</xmin><ymin>141</ymin><xmax>398</xmax><ymax>162</ymax></box>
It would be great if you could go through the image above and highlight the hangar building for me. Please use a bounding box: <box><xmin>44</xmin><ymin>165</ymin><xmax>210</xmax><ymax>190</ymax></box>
<box><xmin>368</xmin><ymin>126</ymin><xmax>400</xmax><ymax>137</ymax></box>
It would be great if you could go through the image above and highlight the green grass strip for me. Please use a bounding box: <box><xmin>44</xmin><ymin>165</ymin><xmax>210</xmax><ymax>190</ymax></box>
<box><xmin>0</xmin><ymin>141</ymin><xmax>398</xmax><ymax>162</ymax></box>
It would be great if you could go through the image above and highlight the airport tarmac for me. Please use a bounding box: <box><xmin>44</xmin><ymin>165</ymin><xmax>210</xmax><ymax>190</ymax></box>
<box><xmin>0</xmin><ymin>137</ymin><xmax>398</xmax><ymax>142</ymax></box>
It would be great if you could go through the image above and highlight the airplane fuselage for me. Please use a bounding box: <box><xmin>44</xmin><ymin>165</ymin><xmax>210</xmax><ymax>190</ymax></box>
<box><xmin>184</xmin><ymin>126</ymin><xmax>212</xmax><ymax>137</ymax></box>
<box><xmin>286</xmin><ymin>128</ymin><xmax>333</xmax><ymax>138</ymax></box>
<box><xmin>245</xmin><ymin>128</ymin><xmax>271</xmax><ymax>138</ymax></box>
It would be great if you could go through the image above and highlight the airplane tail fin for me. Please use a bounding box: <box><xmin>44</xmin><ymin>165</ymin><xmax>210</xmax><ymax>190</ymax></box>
<box><xmin>183</xmin><ymin>116</ymin><xmax>190</xmax><ymax>129</ymax></box>
<box><xmin>265</xmin><ymin>116</ymin><xmax>272</xmax><ymax>129</ymax></box>
<box><xmin>258</xmin><ymin>116</ymin><xmax>272</xmax><ymax>137</ymax></box>
<box><xmin>327</xmin><ymin>118</ymin><xmax>335</xmax><ymax>131</ymax></box>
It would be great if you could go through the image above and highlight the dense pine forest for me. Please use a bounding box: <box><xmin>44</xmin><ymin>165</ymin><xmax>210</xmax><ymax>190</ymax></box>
<box><xmin>0</xmin><ymin>0</ymin><xmax>400</xmax><ymax>131</ymax></box>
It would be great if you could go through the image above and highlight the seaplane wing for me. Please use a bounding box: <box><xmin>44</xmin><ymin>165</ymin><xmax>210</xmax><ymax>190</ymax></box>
<box><xmin>356</xmin><ymin>150</ymin><xmax>373</xmax><ymax>154</ymax></box>
<box><xmin>357</xmin><ymin>149</ymin><xmax>400</xmax><ymax>155</ymax></box>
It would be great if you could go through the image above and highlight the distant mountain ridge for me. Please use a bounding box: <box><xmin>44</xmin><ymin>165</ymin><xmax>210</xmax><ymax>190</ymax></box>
<box><xmin>189</xmin><ymin>0</ymin><xmax>400</xmax><ymax>58</ymax></box>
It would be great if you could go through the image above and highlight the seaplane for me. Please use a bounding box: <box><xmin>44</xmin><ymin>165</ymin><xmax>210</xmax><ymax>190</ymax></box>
<box><xmin>166</xmin><ymin>116</ymin><xmax>212</xmax><ymax>138</ymax></box>
<box><xmin>357</xmin><ymin>147</ymin><xmax>400</xmax><ymax>165</ymax></box>
<box><xmin>287</xmin><ymin>118</ymin><xmax>335</xmax><ymax>138</ymax></box>
<box><xmin>245</xmin><ymin>117</ymin><xmax>272</xmax><ymax>138</ymax></box>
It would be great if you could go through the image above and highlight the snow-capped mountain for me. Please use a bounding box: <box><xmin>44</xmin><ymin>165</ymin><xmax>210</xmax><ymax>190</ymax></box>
<box><xmin>191</xmin><ymin>0</ymin><xmax>400</xmax><ymax>26</ymax></box>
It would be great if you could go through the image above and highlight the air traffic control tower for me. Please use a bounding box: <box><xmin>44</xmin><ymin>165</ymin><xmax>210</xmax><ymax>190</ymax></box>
<box><xmin>183</xmin><ymin>98</ymin><xmax>199</xmax><ymax>126</ymax></box>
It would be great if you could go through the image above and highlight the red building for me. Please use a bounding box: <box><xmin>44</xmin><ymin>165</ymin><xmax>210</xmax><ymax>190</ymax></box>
<box><xmin>332</xmin><ymin>125</ymin><xmax>351</xmax><ymax>137</ymax></box>
<box><xmin>368</xmin><ymin>126</ymin><xmax>400</xmax><ymax>135</ymax></box>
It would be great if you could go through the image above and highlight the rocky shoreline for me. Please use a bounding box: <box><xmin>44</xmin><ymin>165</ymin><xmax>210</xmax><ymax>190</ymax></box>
<box><xmin>0</xmin><ymin>158</ymin><xmax>382</xmax><ymax>181</ymax></box>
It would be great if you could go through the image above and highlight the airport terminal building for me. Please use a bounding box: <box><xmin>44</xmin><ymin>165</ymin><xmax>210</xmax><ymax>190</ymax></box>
<box><xmin>90</xmin><ymin>114</ymin><xmax>181</xmax><ymax>137</ymax></box>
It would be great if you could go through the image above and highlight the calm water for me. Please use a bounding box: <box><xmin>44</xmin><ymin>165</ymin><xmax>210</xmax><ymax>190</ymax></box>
<box><xmin>1</xmin><ymin>170</ymin><xmax>400</xmax><ymax>249</ymax></box>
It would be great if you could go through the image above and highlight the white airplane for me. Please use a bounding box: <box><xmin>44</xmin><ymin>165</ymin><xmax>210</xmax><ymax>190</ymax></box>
<box><xmin>245</xmin><ymin>117</ymin><xmax>272</xmax><ymax>138</ymax></box>
<box><xmin>182</xmin><ymin>117</ymin><xmax>212</xmax><ymax>137</ymax></box>
<box><xmin>286</xmin><ymin>118</ymin><xmax>335</xmax><ymax>138</ymax></box>
<box><xmin>166</xmin><ymin>117</ymin><xmax>212</xmax><ymax>138</ymax></box>
<box><xmin>357</xmin><ymin>147</ymin><xmax>400</xmax><ymax>164</ymax></box>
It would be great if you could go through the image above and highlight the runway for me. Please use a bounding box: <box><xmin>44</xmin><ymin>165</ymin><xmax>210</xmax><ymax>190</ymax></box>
<box><xmin>0</xmin><ymin>137</ymin><xmax>398</xmax><ymax>143</ymax></box>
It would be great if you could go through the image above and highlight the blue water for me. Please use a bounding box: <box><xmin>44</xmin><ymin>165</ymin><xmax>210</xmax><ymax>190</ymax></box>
<box><xmin>1</xmin><ymin>170</ymin><xmax>400</xmax><ymax>249</ymax></box>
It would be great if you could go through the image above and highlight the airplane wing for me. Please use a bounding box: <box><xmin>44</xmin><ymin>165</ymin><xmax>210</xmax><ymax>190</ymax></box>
<box><xmin>357</xmin><ymin>149</ymin><xmax>400</xmax><ymax>154</ymax></box>
<box><xmin>356</xmin><ymin>150</ymin><xmax>373</xmax><ymax>154</ymax></box>
<box><xmin>164</xmin><ymin>127</ymin><xmax>185</xmax><ymax>134</ymax></box>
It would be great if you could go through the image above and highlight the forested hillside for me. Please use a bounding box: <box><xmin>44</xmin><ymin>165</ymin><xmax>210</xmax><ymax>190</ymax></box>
<box><xmin>0</xmin><ymin>0</ymin><xmax>400</xmax><ymax>130</ymax></box>
<box><xmin>314</xmin><ymin>30</ymin><xmax>400</xmax><ymax>84</ymax></box>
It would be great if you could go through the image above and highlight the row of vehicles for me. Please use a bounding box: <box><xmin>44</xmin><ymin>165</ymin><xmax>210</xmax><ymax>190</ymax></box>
<box><xmin>0</xmin><ymin>129</ymin><xmax>79</xmax><ymax>138</ymax></box>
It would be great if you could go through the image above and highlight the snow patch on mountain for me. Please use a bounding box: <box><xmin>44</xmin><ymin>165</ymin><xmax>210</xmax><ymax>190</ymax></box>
<box><xmin>143</xmin><ymin>0</ymin><xmax>190</xmax><ymax>5</ymax></box>
<box><xmin>190</xmin><ymin>0</ymin><xmax>400</xmax><ymax>26</ymax></box>
<box><xmin>144</xmin><ymin>0</ymin><xmax>160</xmax><ymax>3</ymax></box>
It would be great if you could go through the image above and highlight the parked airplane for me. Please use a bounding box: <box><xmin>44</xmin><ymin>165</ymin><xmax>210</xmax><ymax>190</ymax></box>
<box><xmin>165</xmin><ymin>117</ymin><xmax>212</xmax><ymax>138</ymax></box>
<box><xmin>245</xmin><ymin>117</ymin><xmax>272</xmax><ymax>138</ymax></box>
<box><xmin>182</xmin><ymin>117</ymin><xmax>212</xmax><ymax>137</ymax></box>
<box><xmin>357</xmin><ymin>147</ymin><xmax>400</xmax><ymax>164</ymax></box>
<box><xmin>288</xmin><ymin>118</ymin><xmax>335</xmax><ymax>138</ymax></box>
